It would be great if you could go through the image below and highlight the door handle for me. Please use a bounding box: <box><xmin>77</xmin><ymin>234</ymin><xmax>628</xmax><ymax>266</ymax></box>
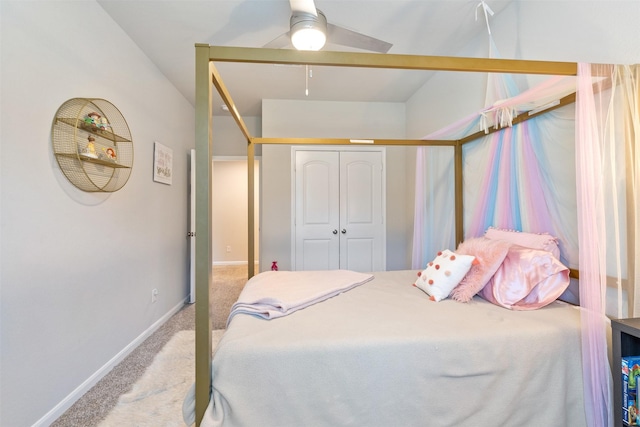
<box><xmin>333</xmin><ymin>229</ymin><xmax>338</xmax><ymax>234</ymax></box>
<box><xmin>187</xmin><ymin>232</ymin><xmax>196</xmax><ymax>237</ymax></box>
<box><xmin>341</xmin><ymin>229</ymin><xmax>347</xmax><ymax>234</ymax></box>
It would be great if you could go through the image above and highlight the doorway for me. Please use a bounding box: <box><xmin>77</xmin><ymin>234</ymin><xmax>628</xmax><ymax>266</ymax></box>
<box><xmin>212</xmin><ymin>157</ymin><xmax>260</xmax><ymax>267</ymax></box>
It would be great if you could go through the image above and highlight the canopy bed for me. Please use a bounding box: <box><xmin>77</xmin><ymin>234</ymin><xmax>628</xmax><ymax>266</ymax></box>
<box><xmin>190</xmin><ymin>44</ymin><xmax>637</xmax><ymax>427</ymax></box>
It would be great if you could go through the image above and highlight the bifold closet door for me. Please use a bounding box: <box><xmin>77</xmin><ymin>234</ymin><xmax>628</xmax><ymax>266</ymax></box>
<box><xmin>295</xmin><ymin>150</ymin><xmax>384</xmax><ymax>272</ymax></box>
<box><xmin>339</xmin><ymin>151</ymin><xmax>384</xmax><ymax>272</ymax></box>
<box><xmin>295</xmin><ymin>151</ymin><xmax>340</xmax><ymax>270</ymax></box>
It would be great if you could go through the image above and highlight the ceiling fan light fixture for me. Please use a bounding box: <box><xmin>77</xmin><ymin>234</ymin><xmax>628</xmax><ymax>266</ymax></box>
<box><xmin>291</xmin><ymin>27</ymin><xmax>326</xmax><ymax>51</ymax></box>
<box><xmin>290</xmin><ymin>10</ymin><xmax>327</xmax><ymax>51</ymax></box>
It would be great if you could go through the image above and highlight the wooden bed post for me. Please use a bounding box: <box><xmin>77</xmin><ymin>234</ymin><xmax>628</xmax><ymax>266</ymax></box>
<box><xmin>194</xmin><ymin>43</ymin><xmax>213</xmax><ymax>427</ymax></box>
<box><xmin>248</xmin><ymin>139</ymin><xmax>255</xmax><ymax>278</ymax></box>
<box><xmin>454</xmin><ymin>142</ymin><xmax>464</xmax><ymax>246</ymax></box>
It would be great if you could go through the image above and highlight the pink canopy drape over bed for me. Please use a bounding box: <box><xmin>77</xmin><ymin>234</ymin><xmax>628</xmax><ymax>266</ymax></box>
<box><xmin>412</xmin><ymin>58</ymin><xmax>640</xmax><ymax>427</ymax></box>
<box><xmin>412</xmin><ymin>73</ymin><xmax>578</xmax><ymax>268</ymax></box>
<box><xmin>575</xmin><ymin>63</ymin><xmax>640</xmax><ymax>427</ymax></box>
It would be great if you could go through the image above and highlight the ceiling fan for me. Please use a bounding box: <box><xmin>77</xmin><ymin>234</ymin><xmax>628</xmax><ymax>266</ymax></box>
<box><xmin>264</xmin><ymin>0</ymin><xmax>392</xmax><ymax>53</ymax></box>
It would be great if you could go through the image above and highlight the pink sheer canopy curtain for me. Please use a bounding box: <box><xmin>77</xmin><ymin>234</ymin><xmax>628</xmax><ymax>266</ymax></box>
<box><xmin>411</xmin><ymin>72</ymin><xmax>578</xmax><ymax>269</ymax></box>
<box><xmin>412</xmin><ymin>61</ymin><xmax>640</xmax><ymax>426</ymax></box>
<box><xmin>577</xmin><ymin>63</ymin><xmax>640</xmax><ymax>427</ymax></box>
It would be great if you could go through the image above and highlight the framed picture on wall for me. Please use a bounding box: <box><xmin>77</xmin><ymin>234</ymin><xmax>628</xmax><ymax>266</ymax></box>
<box><xmin>153</xmin><ymin>141</ymin><xmax>173</xmax><ymax>185</ymax></box>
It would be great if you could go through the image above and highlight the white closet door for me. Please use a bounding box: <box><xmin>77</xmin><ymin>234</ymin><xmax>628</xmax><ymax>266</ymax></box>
<box><xmin>295</xmin><ymin>151</ymin><xmax>340</xmax><ymax>270</ymax></box>
<box><xmin>295</xmin><ymin>149</ymin><xmax>385</xmax><ymax>272</ymax></box>
<box><xmin>339</xmin><ymin>151</ymin><xmax>384</xmax><ymax>272</ymax></box>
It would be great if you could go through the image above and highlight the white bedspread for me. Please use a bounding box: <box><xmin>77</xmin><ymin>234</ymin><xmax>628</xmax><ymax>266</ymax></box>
<box><xmin>194</xmin><ymin>270</ymin><xmax>586</xmax><ymax>427</ymax></box>
<box><xmin>226</xmin><ymin>269</ymin><xmax>373</xmax><ymax>326</ymax></box>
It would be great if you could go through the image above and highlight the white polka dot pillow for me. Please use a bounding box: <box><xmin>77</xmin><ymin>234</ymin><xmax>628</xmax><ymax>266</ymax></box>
<box><xmin>414</xmin><ymin>249</ymin><xmax>477</xmax><ymax>302</ymax></box>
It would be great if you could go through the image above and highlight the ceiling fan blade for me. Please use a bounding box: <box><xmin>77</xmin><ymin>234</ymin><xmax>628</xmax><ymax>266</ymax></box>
<box><xmin>263</xmin><ymin>32</ymin><xmax>292</xmax><ymax>49</ymax></box>
<box><xmin>326</xmin><ymin>23</ymin><xmax>392</xmax><ymax>53</ymax></box>
<box><xmin>289</xmin><ymin>0</ymin><xmax>317</xmax><ymax>15</ymax></box>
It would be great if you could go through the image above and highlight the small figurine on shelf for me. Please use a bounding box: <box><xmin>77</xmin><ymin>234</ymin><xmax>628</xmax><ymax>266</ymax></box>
<box><xmin>83</xmin><ymin>112</ymin><xmax>101</xmax><ymax>130</ymax></box>
<box><xmin>271</xmin><ymin>261</ymin><xmax>278</xmax><ymax>271</ymax></box>
<box><xmin>103</xmin><ymin>147</ymin><xmax>117</xmax><ymax>161</ymax></box>
<box><xmin>98</xmin><ymin>116</ymin><xmax>111</xmax><ymax>133</ymax></box>
<box><xmin>85</xmin><ymin>135</ymin><xmax>97</xmax><ymax>158</ymax></box>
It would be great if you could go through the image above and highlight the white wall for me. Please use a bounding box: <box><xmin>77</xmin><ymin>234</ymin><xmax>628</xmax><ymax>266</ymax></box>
<box><xmin>261</xmin><ymin>99</ymin><xmax>410</xmax><ymax>271</ymax></box>
<box><xmin>212</xmin><ymin>159</ymin><xmax>260</xmax><ymax>264</ymax></box>
<box><xmin>0</xmin><ymin>2</ymin><xmax>194</xmax><ymax>426</ymax></box>
<box><xmin>493</xmin><ymin>1</ymin><xmax>640</xmax><ymax>65</ymax></box>
<box><xmin>407</xmin><ymin>0</ymin><xmax>640</xmax><ymax>139</ymax></box>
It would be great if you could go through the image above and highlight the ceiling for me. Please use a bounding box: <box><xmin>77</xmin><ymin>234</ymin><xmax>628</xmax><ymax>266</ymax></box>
<box><xmin>97</xmin><ymin>0</ymin><xmax>513</xmax><ymax>117</ymax></box>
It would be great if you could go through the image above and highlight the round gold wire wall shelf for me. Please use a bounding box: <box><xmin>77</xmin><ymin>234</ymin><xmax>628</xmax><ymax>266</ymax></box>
<box><xmin>51</xmin><ymin>98</ymin><xmax>133</xmax><ymax>192</ymax></box>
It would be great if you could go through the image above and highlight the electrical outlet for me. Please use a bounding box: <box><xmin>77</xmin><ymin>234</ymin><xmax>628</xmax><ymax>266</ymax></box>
<box><xmin>226</xmin><ymin>245</ymin><xmax>231</xmax><ymax>253</ymax></box>
<box><xmin>151</xmin><ymin>288</ymin><xmax>158</xmax><ymax>303</ymax></box>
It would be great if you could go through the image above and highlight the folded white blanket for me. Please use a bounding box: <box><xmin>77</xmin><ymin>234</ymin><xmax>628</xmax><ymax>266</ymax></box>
<box><xmin>226</xmin><ymin>269</ymin><xmax>374</xmax><ymax>327</ymax></box>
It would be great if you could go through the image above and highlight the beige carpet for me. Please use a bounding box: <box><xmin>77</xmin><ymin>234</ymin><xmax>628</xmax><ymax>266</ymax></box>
<box><xmin>53</xmin><ymin>265</ymin><xmax>248</xmax><ymax>426</ymax></box>
<box><xmin>211</xmin><ymin>264</ymin><xmax>251</xmax><ymax>329</ymax></box>
<box><xmin>97</xmin><ymin>266</ymin><xmax>247</xmax><ymax>426</ymax></box>
<box><xmin>98</xmin><ymin>330</ymin><xmax>224</xmax><ymax>427</ymax></box>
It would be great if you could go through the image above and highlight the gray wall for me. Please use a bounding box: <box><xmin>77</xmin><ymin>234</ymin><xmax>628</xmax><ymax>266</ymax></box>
<box><xmin>1</xmin><ymin>2</ymin><xmax>194</xmax><ymax>425</ymax></box>
<box><xmin>212</xmin><ymin>115</ymin><xmax>261</xmax><ymax>157</ymax></box>
<box><xmin>260</xmin><ymin>99</ymin><xmax>410</xmax><ymax>272</ymax></box>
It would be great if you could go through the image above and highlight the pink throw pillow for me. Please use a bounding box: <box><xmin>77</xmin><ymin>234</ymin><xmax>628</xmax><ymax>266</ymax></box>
<box><xmin>479</xmin><ymin>245</ymin><xmax>570</xmax><ymax>310</ymax></box>
<box><xmin>451</xmin><ymin>237</ymin><xmax>512</xmax><ymax>303</ymax></box>
<box><xmin>484</xmin><ymin>227</ymin><xmax>560</xmax><ymax>259</ymax></box>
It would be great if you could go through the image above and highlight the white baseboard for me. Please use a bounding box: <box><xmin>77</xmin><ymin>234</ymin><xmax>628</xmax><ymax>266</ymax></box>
<box><xmin>32</xmin><ymin>297</ymin><xmax>189</xmax><ymax>427</ymax></box>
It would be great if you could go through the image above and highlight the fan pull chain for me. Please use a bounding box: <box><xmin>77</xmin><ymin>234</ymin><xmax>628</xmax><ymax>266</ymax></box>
<box><xmin>305</xmin><ymin>65</ymin><xmax>309</xmax><ymax>96</ymax></box>
<box><xmin>305</xmin><ymin>65</ymin><xmax>314</xmax><ymax>96</ymax></box>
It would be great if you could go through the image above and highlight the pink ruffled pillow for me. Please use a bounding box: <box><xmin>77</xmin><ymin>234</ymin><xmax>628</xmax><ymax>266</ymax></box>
<box><xmin>484</xmin><ymin>227</ymin><xmax>560</xmax><ymax>259</ymax></box>
<box><xmin>450</xmin><ymin>237</ymin><xmax>512</xmax><ymax>303</ymax></box>
<box><xmin>479</xmin><ymin>245</ymin><xmax>570</xmax><ymax>310</ymax></box>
